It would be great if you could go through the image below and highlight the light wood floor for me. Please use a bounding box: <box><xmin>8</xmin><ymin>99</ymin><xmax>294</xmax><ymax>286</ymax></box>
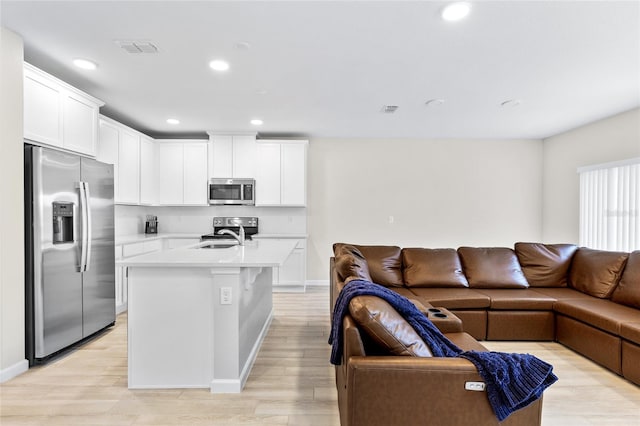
<box><xmin>1</xmin><ymin>286</ymin><xmax>639</xmax><ymax>425</ymax></box>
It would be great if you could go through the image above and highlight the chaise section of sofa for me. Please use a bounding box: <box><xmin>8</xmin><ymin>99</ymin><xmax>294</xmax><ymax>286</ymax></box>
<box><xmin>334</xmin><ymin>289</ymin><xmax>543</xmax><ymax>426</ymax></box>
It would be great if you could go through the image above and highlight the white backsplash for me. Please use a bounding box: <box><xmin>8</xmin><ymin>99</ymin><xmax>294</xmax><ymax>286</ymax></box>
<box><xmin>115</xmin><ymin>205</ymin><xmax>307</xmax><ymax>236</ymax></box>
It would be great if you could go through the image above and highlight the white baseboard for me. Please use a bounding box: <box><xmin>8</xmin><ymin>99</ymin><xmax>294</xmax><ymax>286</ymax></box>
<box><xmin>0</xmin><ymin>359</ymin><xmax>29</xmax><ymax>383</ymax></box>
<box><xmin>210</xmin><ymin>310</ymin><xmax>274</xmax><ymax>394</ymax></box>
<box><xmin>306</xmin><ymin>280</ymin><xmax>329</xmax><ymax>287</ymax></box>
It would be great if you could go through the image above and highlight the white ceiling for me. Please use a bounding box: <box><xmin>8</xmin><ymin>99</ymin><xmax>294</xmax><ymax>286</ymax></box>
<box><xmin>2</xmin><ymin>1</ymin><xmax>639</xmax><ymax>140</ymax></box>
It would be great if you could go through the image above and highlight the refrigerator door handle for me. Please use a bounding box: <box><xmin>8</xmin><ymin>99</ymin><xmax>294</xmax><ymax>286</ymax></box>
<box><xmin>77</xmin><ymin>181</ymin><xmax>88</xmax><ymax>272</ymax></box>
<box><xmin>84</xmin><ymin>182</ymin><xmax>92</xmax><ymax>271</ymax></box>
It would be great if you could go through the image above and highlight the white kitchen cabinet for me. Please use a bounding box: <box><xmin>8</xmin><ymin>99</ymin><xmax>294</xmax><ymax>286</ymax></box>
<box><xmin>255</xmin><ymin>143</ymin><xmax>281</xmax><ymax>205</ymax></box>
<box><xmin>118</xmin><ymin>129</ymin><xmax>141</xmax><ymax>204</ymax></box>
<box><xmin>158</xmin><ymin>143</ymin><xmax>183</xmax><ymax>205</ymax></box>
<box><xmin>255</xmin><ymin>140</ymin><xmax>308</xmax><ymax>206</ymax></box>
<box><xmin>97</xmin><ymin>120</ymin><xmax>120</xmax><ymax>199</ymax></box>
<box><xmin>139</xmin><ymin>136</ymin><xmax>157</xmax><ymax>205</ymax></box>
<box><xmin>23</xmin><ymin>63</ymin><xmax>103</xmax><ymax>156</ymax></box>
<box><xmin>208</xmin><ymin>133</ymin><xmax>257</xmax><ymax>178</ymax></box>
<box><xmin>98</xmin><ymin>116</ymin><xmax>155</xmax><ymax>205</ymax></box>
<box><xmin>281</xmin><ymin>143</ymin><xmax>307</xmax><ymax>205</ymax></box>
<box><xmin>62</xmin><ymin>93</ymin><xmax>99</xmax><ymax>156</ymax></box>
<box><xmin>157</xmin><ymin>140</ymin><xmax>208</xmax><ymax>205</ymax></box>
<box><xmin>184</xmin><ymin>143</ymin><xmax>208</xmax><ymax>204</ymax></box>
<box><xmin>253</xmin><ymin>236</ymin><xmax>306</xmax><ymax>292</ymax></box>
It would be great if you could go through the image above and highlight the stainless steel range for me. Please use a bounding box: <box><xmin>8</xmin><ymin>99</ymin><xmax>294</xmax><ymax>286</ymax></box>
<box><xmin>201</xmin><ymin>217</ymin><xmax>259</xmax><ymax>243</ymax></box>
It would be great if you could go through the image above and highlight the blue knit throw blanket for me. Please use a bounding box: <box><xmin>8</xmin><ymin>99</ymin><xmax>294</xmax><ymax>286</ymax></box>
<box><xmin>329</xmin><ymin>279</ymin><xmax>558</xmax><ymax>421</ymax></box>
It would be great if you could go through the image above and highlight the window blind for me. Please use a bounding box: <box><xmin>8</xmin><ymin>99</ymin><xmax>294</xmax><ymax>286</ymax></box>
<box><xmin>578</xmin><ymin>158</ymin><xmax>640</xmax><ymax>252</ymax></box>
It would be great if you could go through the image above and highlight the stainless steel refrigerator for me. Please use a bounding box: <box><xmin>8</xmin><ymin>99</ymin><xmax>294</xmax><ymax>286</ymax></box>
<box><xmin>24</xmin><ymin>144</ymin><xmax>115</xmax><ymax>365</ymax></box>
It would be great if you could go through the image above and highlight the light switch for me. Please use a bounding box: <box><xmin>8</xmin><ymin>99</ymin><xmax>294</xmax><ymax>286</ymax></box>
<box><xmin>220</xmin><ymin>287</ymin><xmax>232</xmax><ymax>305</ymax></box>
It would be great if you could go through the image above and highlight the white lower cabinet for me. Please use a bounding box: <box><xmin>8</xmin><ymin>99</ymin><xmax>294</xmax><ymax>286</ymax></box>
<box><xmin>255</xmin><ymin>237</ymin><xmax>306</xmax><ymax>291</ymax></box>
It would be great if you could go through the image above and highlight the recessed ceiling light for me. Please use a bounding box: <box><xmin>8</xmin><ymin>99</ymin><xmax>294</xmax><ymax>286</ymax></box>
<box><xmin>73</xmin><ymin>58</ymin><xmax>97</xmax><ymax>70</ymax></box>
<box><xmin>441</xmin><ymin>2</ymin><xmax>471</xmax><ymax>22</ymax></box>
<box><xmin>425</xmin><ymin>99</ymin><xmax>446</xmax><ymax>107</ymax></box>
<box><xmin>250</xmin><ymin>119</ymin><xmax>264</xmax><ymax>126</ymax></box>
<box><xmin>166</xmin><ymin>118</ymin><xmax>180</xmax><ymax>125</ymax></box>
<box><xmin>501</xmin><ymin>99</ymin><xmax>522</xmax><ymax>108</ymax></box>
<box><xmin>209</xmin><ymin>59</ymin><xmax>230</xmax><ymax>72</ymax></box>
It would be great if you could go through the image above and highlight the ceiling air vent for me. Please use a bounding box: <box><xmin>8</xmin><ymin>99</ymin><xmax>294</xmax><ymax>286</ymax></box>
<box><xmin>381</xmin><ymin>105</ymin><xmax>399</xmax><ymax>114</ymax></box>
<box><xmin>116</xmin><ymin>40</ymin><xmax>159</xmax><ymax>54</ymax></box>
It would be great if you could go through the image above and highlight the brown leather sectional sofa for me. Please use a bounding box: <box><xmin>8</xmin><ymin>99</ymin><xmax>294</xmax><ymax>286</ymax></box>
<box><xmin>330</xmin><ymin>242</ymin><xmax>640</xmax><ymax>426</ymax></box>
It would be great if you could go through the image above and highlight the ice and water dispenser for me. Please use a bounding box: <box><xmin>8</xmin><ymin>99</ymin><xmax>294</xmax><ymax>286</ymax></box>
<box><xmin>52</xmin><ymin>202</ymin><xmax>74</xmax><ymax>244</ymax></box>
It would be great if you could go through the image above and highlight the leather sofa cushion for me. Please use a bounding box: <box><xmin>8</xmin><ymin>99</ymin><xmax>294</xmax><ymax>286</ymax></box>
<box><xmin>569</xmin><ymin>248</ymin><xmax>629</xmax><ymax>298</ymax></box>
<box><xmin>457</xmin><ymin>247</ymin><xmax>529</xmax><ymax>288</ymax></box>
<box><xmin>334</xmin><ymin>244</ymin><xmax>373</xmax><ymax>282</ymax></box>
<box><xmin>408</xmin><ymin>288</ymin><xmax>491</xmax><ymax>309</ymax></box>
<box><xmin>475</xmin><ymin>289</ymin><xmax>557</xmax><ymax>310</ymax></box>
<box><xmin>348</xmin><ymin>295</ymin><xmax>432</xmax><ymax>357</ymax></box>
<box><xmin>514</xmin><ymin>242</ymin><xmax>578</xmax><ymax>287</ymax></box>
<box><xmin>620</xmin><ymin>322</ymin><xmax>640</xmax><ymax>345</ymax></box>
<box><xmin>553</xmin><ymin>299</ymin><xmax>640</xmax><ymax>335</ymax></box>
<box><xmin>402</xmin><ymin>248</ymin><xmax>469</xmax><ymax>288</ymax></box>
<box><xmin>334</xmin><ymin>243</ymin><xmax>403</xmax><ymax>287</ymax></box>
<box><xmin>531</xmin><ymin>287</ymin><xmax>595</xmax><ymax>301</ymax></box>
<box><xmin>611</xmin><ymin>251</ymin><xmax>640</xmax><ymax>308</ymax></box>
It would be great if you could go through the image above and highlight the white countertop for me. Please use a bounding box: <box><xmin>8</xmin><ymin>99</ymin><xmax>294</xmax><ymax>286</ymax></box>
<box><xmin>115</xmin><ymin>233</ymin><xmax>201</xmax><ymax>245</ymax></box>
<box><xmin>118</xmin><ymin>239</ymin><xmax>297</xmax><ymax>268</ymax></box>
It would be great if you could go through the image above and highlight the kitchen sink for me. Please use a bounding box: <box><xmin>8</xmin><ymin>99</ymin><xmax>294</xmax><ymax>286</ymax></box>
<box><xmin>197</xmin><ymin>242</ymin><xmax>239</xmax><ymax>249</ymax></box>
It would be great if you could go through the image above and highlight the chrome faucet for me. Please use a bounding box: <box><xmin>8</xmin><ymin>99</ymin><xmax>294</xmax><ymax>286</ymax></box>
<box><xmin>217</xmin><ymin>225</ymin><xmax>245</xmax><ymax>245</ymax></box>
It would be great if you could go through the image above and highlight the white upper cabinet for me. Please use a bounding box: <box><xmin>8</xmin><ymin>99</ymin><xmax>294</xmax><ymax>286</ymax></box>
<box><xmin>255</xmin><ymin>140</ymin><xmax>308</xmax><ymax>206</ymax></box>
<box><xmin>97</xmin><ymin>120</ymin><xmax>120</xmax><ymax>200</ymax></box>
<box><xmin>157</xmin><ymin>143</ymin><xmax>183</xmax><ymax>205</ymax></box>
<box><xmin>139</xmin><ymin>136</ymin><xmax>157</xmax><ymax>205</ymax></box>
<box><xmin>97</xmin><ymin>116</ymin><xmax>149</xmax><ymax>205</ymax></box>
<box><xmin>183</xmin><ymin>143</ymin><xmax>208</xmax><ymax>205</ymax></box>
<box><xmin>255</xmin><ymin>143</ymin><xmax>281</xmax><ymax>205</ymax></box>
<box><xmin>24</xmin><ymin>63</ymin><xmax>103</xmax><ymax>157</ymax></box>
<box><xmin>231</xmin><ymin>135</ymin><xmax>257</xmax><ymax>178</ymax></box>
<box><xmin>208</xmin><ymin>133</ymin><xmax>257</xmax><ymax>179</ymax></box>
<box><xmin>281</xmin><ymin>143</ymin><xmax>307</xmax><ymax>206</ymax></box>
<box><xmin>118</xmin><ymin>129</ymin><xmax>141</xmax><ymax>204</ymax></box>
<box><xmin>210</xmin><ymin>135</ymin><xmax>233</xmax><ymax>178</ymax></box>
<box><xmin>157</xmin><ymin>140</ymin><xmax>208</xmax><ymax>205</ymax></box>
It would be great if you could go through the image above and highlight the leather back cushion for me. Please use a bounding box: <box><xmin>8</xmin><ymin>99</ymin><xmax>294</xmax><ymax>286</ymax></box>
<box><xmin>334</xmin><ymin>244</ymin><xmax>372</xmax><ymax>282</ymax></box>
<box><xmin>569</xmin><ymin>248</ymin><xmax>629</xmax><ymax>298</ymax></box>
<box><xmin>348</xmin><ymin>295</ymin><xmax>432</xmax><ymax>357</ymax></box>
<box><xmin>610</xmin><ymin>251</ymin><xmax>640</xmax><ymax>307</ymax></box>
<box><xmin>458</xmin><ymin>247</ymin><xmax>529</xmax><ymax>288</ymax></box>
<box><xmin>334</xmin><ymin>243</ymin><xmax>403</xmax><ymax>287</ymax></box>
<box><xmin>515</xmin><ymin>242</ymin><xmax>578</xmax><ymax>287</ymax></box>
<box><xmin>402</xmin><ymin>248</ymin><xmax>469</xmax><ymax>288</ymax></box>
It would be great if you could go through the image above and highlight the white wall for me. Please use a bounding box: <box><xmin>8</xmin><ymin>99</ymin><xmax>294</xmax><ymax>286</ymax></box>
<box><xmin>542</xmin><ymin>108</ymin><xmax>640</xmax><ymax>243</ymax></box>
<box><xmin>306</xmin><ymin>138</ymin><xmax>544</xmax><ymax>281</ymax></box>
<box><xmin>0</xmin><ymin>27</ymin><xmax>27</xmax><ymax>382</ymax></box>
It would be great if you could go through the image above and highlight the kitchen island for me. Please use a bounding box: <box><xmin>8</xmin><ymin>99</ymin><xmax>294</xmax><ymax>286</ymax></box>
<box><xmin>118</xmin><ymin>239</ymin><xmax>297</xmax><ymax>393</ymax></box>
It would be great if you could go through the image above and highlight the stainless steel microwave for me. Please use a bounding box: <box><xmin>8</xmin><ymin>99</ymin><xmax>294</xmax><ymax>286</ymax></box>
<box><xmin>208</xmin><ymin>178</ymin><xmax>255</xmax><ymax>205</ymax></box>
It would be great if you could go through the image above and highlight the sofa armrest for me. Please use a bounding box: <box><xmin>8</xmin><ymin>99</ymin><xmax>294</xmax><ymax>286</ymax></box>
<box><xmin>344</xmin><ymin>356</ymin><xmax>542</xmax><ymax>426</ymax></box>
